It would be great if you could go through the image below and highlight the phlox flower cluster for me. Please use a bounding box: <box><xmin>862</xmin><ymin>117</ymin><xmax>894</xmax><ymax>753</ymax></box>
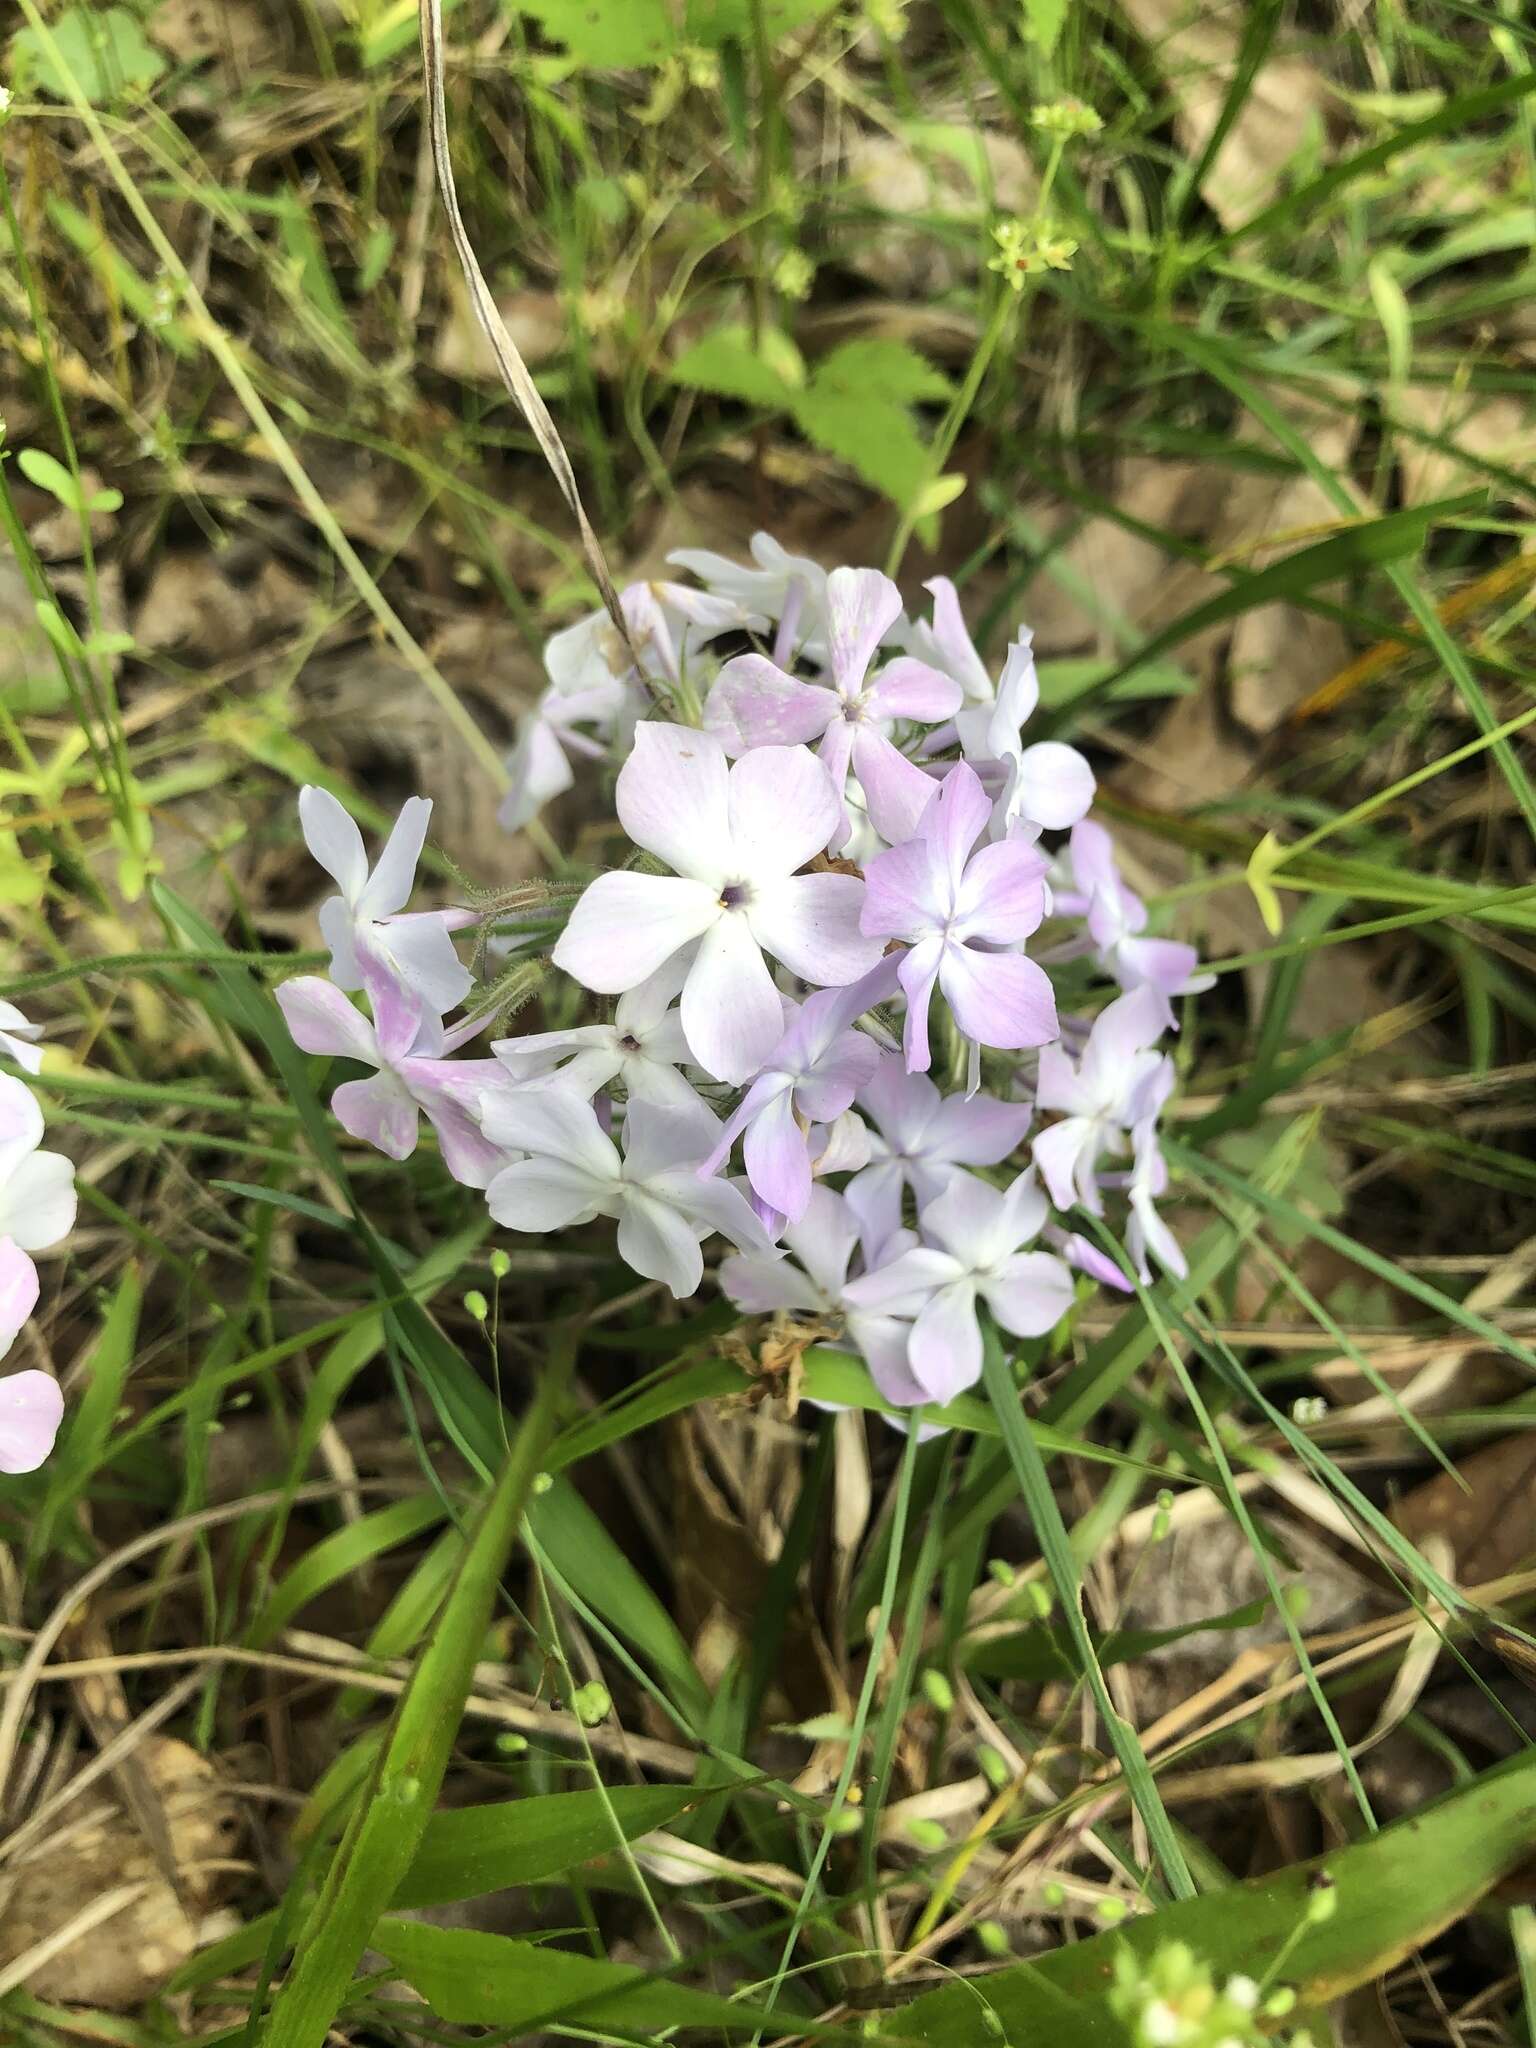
<box><xmin>279</xmin><ymin>544</ymin><xmax>1213</xmax><ymax>1417</ymax></box>
<box><xmin>0</xmin><ymin>1002</ymin><xmax>78</xmax><ymax>1475</ymax></box>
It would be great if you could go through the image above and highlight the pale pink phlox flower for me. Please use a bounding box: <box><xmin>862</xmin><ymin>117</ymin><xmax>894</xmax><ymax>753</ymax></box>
<box><xmin>0</xmin><ymin>1237</ymin><xmax>62</xmax><ymax>1473</ymax></box>
<box><xmin>718</xmin><ymin>1182</ymin><xmax>927</xmax><ymax>1408</ymax></box>
<box><xmin>907</xmin><ymin>578</ymin><xmax>1094</xmax><ymax>841</ymax></box>
<box><xmin>842</xmin><ymin>1167</ymin><xmax>1074</xmax><ymax>1403</ymax></box>
<box><xmin>703</xmin><ymin>567</ymin><xmax>961</xmax><ymax>849</ymax></box>
<box><xmin>276</xmin><ymin>977</ymin><xmax>507</xmax><ymax>1189</ymax></box>
<box><xmin>1030</xmin><ymin>984</ymin><xmax>1168</xmax><ymax>1216</ymax></box>
<box><xmin>551</xmin><ymin>723</ymin><xmax>883</xmax><ymax>1085</ymax></box>
<box><xmin>846</xmin><ymin>1053</ymin><xmax>1033</xmax><ymax>1247</ymax></box>
<box><xmin>1053</xmin><ymin>821</ymin><xmax>1213</xmax><ymax>1028</ymax></box>
<box><xmin>0</xmin><ymin>1074</ymin><xmax>77</xmax><ymax>1258</ymax></box>
<box><xmin>695</xmin><ymin>957</ymin><xmax>897</xmax><ymax>1225</ymax></box>
<box><xmin>499</xmin><ymin>579</ymin><xmax>755</xmax><ymax>836</ymax></box>
<box><xmin>668</xmin><ymin>531</ymin><xmax>832</xmax><ymax>665</ymax></box>
<box><xmin>0</xmin><ymin>1002</ymin><xmax>45</xmax><ymax>1076</ymax></box>
<box><xmin>490</xmin><ymin>958</ymin><xmax>697</xmax><ymax>1110</ymax></box>
<box><xmin>860</xmin><ymin>761</ymin><xmax>1057</xmax><ymax>1074</ymax></box>
<box><xmin>482</xmin><ymin>1087</ymin><xmax>772</xmax><ymax>1300</ymax></box>
<box><xmin>299</xmin><ymin>787</ymin><xmax>473</xmax><ymax>1033</ymax></box>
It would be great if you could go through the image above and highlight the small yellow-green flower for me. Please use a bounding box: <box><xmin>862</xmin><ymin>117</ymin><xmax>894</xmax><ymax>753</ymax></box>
<box><xmin>988</xmin><ymin>217</ymin><xmax>1079</xmax><ymax>288</ymax></box>
<box><xmin>1031</xmin><ymin>98</ymin><xmax>1103</xmax><ymax>141</ymax></box>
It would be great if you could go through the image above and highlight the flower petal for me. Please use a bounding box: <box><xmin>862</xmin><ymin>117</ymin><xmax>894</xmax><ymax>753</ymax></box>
<box><xmin>921</xmin><ymin>761</ymin><xmax>991</xmax><ymax>898</ymax></box>
<box><xmin>332</xmin><ymin>1073</ymin><xmax>419</xmax><ymax>1160</ymax></box>
<box><xmin>553</xmin><ymin>872</ymin><xmax>720</xmax><ymax>994</ymax></box>
<box><xmin>915</xmin><ymin>576</ymin><xmax>992</xmax><ymax>701</ymax></box>
<box><xmin>299</xmin><ymin>785</ymin><xmax>368</xmax><ymax>902</ymax></box>
<box><xmin>487</xmin><ymin>1157</ymin><xmax>607</xmax><ymax>1233</ymax></box>
<box><xmin>750</xmin><ymin>873</ymin><xmax>884</xmax><ymax>988</ymax></box>
<box><xmin>276</xmin><ymin>977</ymin><xmax>381</xmax><ymax>1063</ymax></box>
<box><xmin>1008</xmin><ymin>740</ymin><xmax>1095</xmax><ymax>831</ymax></box>
<box><xmin>621</xmin><ymin>1094</ymin><xmax>725</xmax><ymax>1180</ymax></box>
<box><xmin>483</xmin><ymin>1084</ymin><xmax>620</xmax><ymax>1181</ymax></box>
<box><xmin>0</xmin><ymin>1075</ymin><xmax>43</xmax><ymax>1153</ymax></box>
<box><xmin>0</xmin><ymin>1368</ymin><xmax>64</xmax><ymax>1474</ymax></box>
<box><xmin>907</xmin><ymin>1282</ymin><xmax>983</xmax><ymax>1402</ymax></box>
<box><xmin>954</xmin><ymin>840</ymin><xmax>1049</xmax><ymax>944</ymax></box>
<box><xmin>869</xmin><ymin>657</ymin><xmax>963</xmax><ymax>723</ymax></box>
<box><xmin>896</xmin><ymin>936</ymin><xmax>944</xmax><ymax>1073</ymax></box>
<box><xmin>982</xmin><ymin>1252</ymin><xmax>1075</xmax><ymax>1338</ymax></box>
<box><xmin>616</xmin><ymin>1189</ymin><xmax>705</xmax><ymax>1298</ymax></box>
<box><xmin>360</xmin><ymin>796</ymin><xmax>432</xmax><ymax>919</ymax></box>
<box><xmin>0</xmin><ymin>1239</ymin><xmax>40</xmax><ymax>1360</ymax></box>
<box><xmin>744</xmin><ymin>1087</ymin><xmax>814</xmax><ymax>1222</ymax></box>
<box><xmin>938</xmin><ymin>945</ymin><xmax>1058</xmax><ymax>1052</ymax></box>
<box><xmin>0</xmin><ymin>1152</ymin><xmax>76</xmax><ymax>1253</ymax></box>
<box><xmin>1031</xmin><ymin>1115</ymin><xmax>1100</xmax><ymax>1214</ymax></box>
<box><xmin>720</xmin><ymin>1249</ymin><xmax>825</xmax><ymax>1315</ymax></box>
<box><xmin>918</xmin><ymin>1169</ymin><xmax>1006</xmax><ymax>1264</ymax></box>
<box><xmin>795</xmin><ymin>1030</ymin><xmax>880</xmax><ymax>1124</ymax></box>
<box><xmin>842</xmin><ymin>1244</ymin><xmax>963</xmax><ymax>1318</ymax></box>
<box><xmin>616</xmin><ymin>723</ymin><xmax>732</xmax><ymax>882</ymax></box>
<box><xmin>402</xmin><ymin>1058</ymin><xmax>509</xmax><ymax>1189</ymax></box>
<box><xmin>680</xmin><ymin>913</ymin><xmax>783</xmax><ymax>1083</ymax></box>
<box><xmin>925</xmin><ymin>1089</ymin><xmax>1033</xmax><ymax>1171</ymax></box>
<box><xmin>826</xmin><ymin>566</ymin><xmax>903</xmax><ymax>693</ymax></box>
<box><xmin>851</xmin><ymin>728</ymin><xmax>940</xmax><ymax>849</ymax></box>
<box><xmin>499</xmin><ymin>713</ymin><xmax>575</xmax><ymax>833</ymax></box>
<box><xmin>851</xmin><ymin>1314</ymin><xmax>930</xmax><ymax>1408</ymax></box>
<box><xmin>861</xmin><ymin>835</ymin><xmax>946</xmax><ymax>940</ymax></box>
<box><xmin>365</xmin><ymin>912</ymin><xmax>473</xmax><ymax>1018</ymax></box>
<box><xmin>704</xmin><ymin>657</ymin><xmax>835</xmax><ymax>752</ymax></box>
<box><xmin>727</xmin><ymin>743</ymin><xmax>841</xmax><ymax>877</ymax></box>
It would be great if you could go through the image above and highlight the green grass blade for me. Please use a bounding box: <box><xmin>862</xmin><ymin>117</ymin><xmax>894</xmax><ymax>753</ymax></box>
<box><xmin>255</xmin><ymin>1357</ymin><xmax>565</xmax><ymax>2045</ymax></box>
<box><xmin>980</xmin><ymin>1324</ymin><xmax>1195</xmax><ymax>1901</ymax></box>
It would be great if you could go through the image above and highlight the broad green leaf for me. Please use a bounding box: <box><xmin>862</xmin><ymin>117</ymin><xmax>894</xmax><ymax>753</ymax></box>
<box><xmin>393</xmin><ymin>1784</ymin><xmax>717</xmax><ymax>1907</ymax></box>
<box><xmin>15</xmin><ymin>448</ymin><xmax>83</xmax><ymax>511</ymax></box>
<box><xmin>791</xmin><ymin>387</ymin><xmax>933</xmax><ymax>510</ymax></box>
<box><xmin>509</xmin><ymin>0</ymin><xmax>820</xmax><ymax>63</ymax></box>
<box><xmin>810</xmin><ymin>337</ymin><xmax>952</xmax><ymax>406</ymax></box>
<box><xmin>510</xmin><ymin>0</ymin><xmax>678</xmax><ymax>67</ymax></box>
<box><xmin>10</xmin><ymin>5</ymin><xmax>166</xmax><ymax>102</ymax></box>
<box><xmin>671</xmin><ymin>325</ymin><xmax>796</xmax><ymax>408</ymax></box>
<box><xmin>789</xmin><ymin>340</ymin><xmax>950</xmax><ymax>511</ymax></box>
<box><xmin>686</xmin><ymin>0</ymin><xmax>824</xmax><ymax>40</ymax></box>
<box><xmin>877</xmin><ymin>1750</ymin><xmax>1536</xmax><ymax>2043</ymax></box>
<box><xmin>373</xmin><ymin>1919</ymin><xmax>838</xmax><ymax>2033</ymax></box>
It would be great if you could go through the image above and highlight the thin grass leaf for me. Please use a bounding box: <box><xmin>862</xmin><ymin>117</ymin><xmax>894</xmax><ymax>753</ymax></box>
<box><xmin>256</xmin><ymin>1358</ymin><xmax>566</xmax><ymax>2046</ymax></box>
<box><xmin>980</xmin><ymin>1322</ymin><xmax>1195</xmax><ymax>1900</ymax></box>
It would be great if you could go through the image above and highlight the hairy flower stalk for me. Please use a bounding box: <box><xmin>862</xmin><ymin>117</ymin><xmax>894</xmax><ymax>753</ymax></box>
<box><xmin>276</xmin><ymin>541</ymin><xmax>1209</xmax><ymax>1416</ymax></box>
